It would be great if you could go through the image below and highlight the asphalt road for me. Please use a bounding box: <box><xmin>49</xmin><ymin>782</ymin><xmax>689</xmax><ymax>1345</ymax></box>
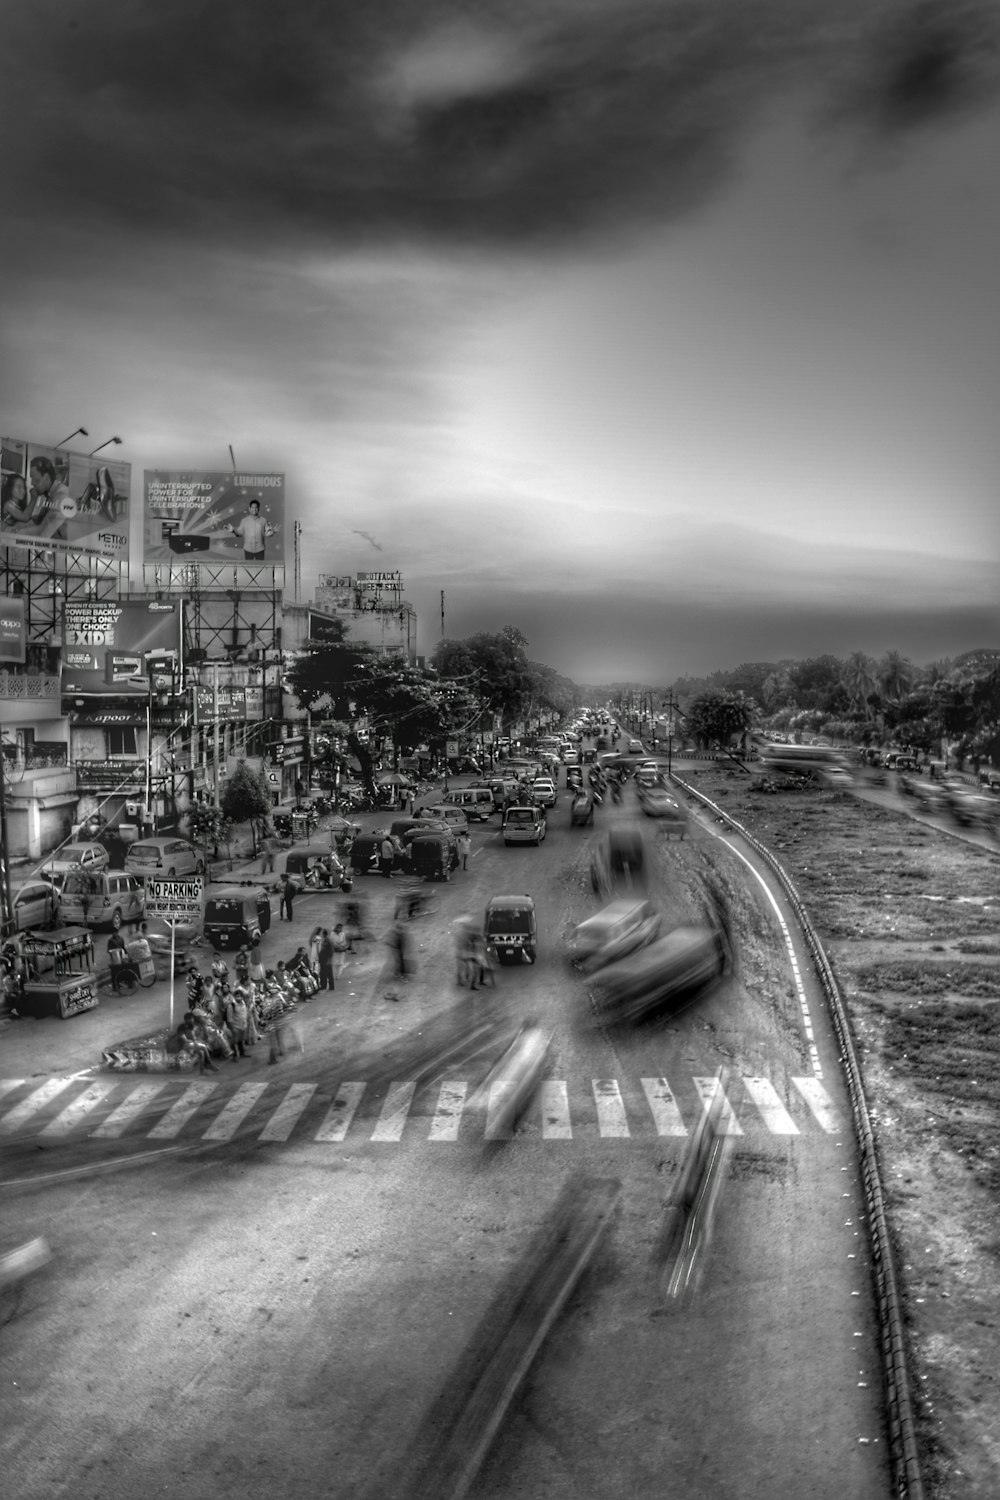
<box><xmin>1</xmin><ymin>778</ymin><xmax>893</xmax><ymax>1500</ymax></box>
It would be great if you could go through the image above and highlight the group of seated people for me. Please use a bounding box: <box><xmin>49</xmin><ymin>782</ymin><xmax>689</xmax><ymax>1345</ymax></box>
<box><xmin>174</xmin><ymin>949</ymin><xmax>320</xmax><ymax>1072</ymax></box>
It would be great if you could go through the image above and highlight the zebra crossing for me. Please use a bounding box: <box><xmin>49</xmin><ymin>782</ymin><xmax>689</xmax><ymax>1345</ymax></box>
<box><xmin>0</xmin><ymin>1071</ymin><xmax>845</xmax><ymax>1148</ymax></box>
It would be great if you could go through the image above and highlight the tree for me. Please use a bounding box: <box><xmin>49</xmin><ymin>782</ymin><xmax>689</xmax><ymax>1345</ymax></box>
<box><xmin>841</xmin><ymin>652</ymin><xmax>880</xmax><ymax>721</ymax></box>
<box><xmin>186</xmin><ymin>802</ymin><xmax>233</xmax><ymax>869</ymax></box>
<box><xmin>221</xmin><ymin>762</ymin><xmax>273</xmax><ymax>856</ymax></box>
<box><xmin>878</xmin><ymin>649</ymin><xmax>913</xmax><ymax>705</ymax></box>
<box><xmin>789</xmin><ymin>656</ymin><xmax>848</xmax><ymax>714</ymax></box>
<box><xmin>685</xmin><ymin>690</ymin><xmax>754</xmax><ymax>750</ymax></box>
<box><xmin>432</xmin><ymin>627</ymin><xmax>536</xmax><ymax>729</ymax></box>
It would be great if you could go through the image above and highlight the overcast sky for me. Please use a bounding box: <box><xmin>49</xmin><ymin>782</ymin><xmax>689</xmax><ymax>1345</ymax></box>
<box><xmin>4</xmin><ymin>0</ymin><xmax>1000</xmax><ymax>684</ymax></box>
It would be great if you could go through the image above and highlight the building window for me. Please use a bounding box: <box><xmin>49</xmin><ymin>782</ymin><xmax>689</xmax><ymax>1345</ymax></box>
<box><xmin>107</xmin><ymin>727</ymin><xmax>138</xmax><ymax>757</ymax></box>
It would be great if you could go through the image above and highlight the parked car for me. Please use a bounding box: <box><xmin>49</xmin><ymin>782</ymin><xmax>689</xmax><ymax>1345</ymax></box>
<box><xmin>568</xmin><ymin>897</ymin><xmax>662</xmax><ymax>973</ymax></box>
<box><xmin>124</xmin><ymin>837</ymin><xmax>205</xmax><ymax>880</ymax></box>
<box><xmin>484</xmin><ymin>893</ymin><xmax>538</xmax><ymax>964</ymax></box>
<box><xmin>58</xmin><ymin>871</ymin><xmax>146</xmax><ymax>931</ymax></box>
<box><xmin>10</xmin><ymin>879</ymin><xmax>60</xmax><ymax>933</ymax></box>
<box><xmin>530</xmin><ymin>778</ymin><xmax>557</xmax><ymax>808</ymax></box>
<box><xmin>39</xmin><ymin>842</ymin><xmax>110</xmax><ymax>889</ymax></box>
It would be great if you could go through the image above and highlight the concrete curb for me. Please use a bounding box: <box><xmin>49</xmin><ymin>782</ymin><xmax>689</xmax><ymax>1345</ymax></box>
<box><xmin>673</xmin><ymin>773</ymin><xmax>925</xmax><ymax>1500</ymax></box>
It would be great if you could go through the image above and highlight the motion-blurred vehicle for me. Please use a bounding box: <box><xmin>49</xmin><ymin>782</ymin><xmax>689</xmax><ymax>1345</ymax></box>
<box><xmin>568</xmin><ymin>897</ymin><xmax>661</xmax><ymax>973</ymax></box>
<box><xmin>756</xmin><ymin>742</ymin><xmax>851</xmax><ymax>786</ymax></box>
<box><xmin>143</xmin><ymin>913</ymin><xmax>201</xmax><ymax>974</ymax></box>
<box><xmin>570</xmin><ymin>790</ymin><xmax>597</xmax><ymax>826</ymax></box>
<box><xmin>39</xmin><ymin>842</ymin><xmax>110</xmax><ymax>889</ymax></box>
<box><xmin>883</xmin><ymin>752</ymin><xmax>921</xmax><ymax>772</ymax></box>
<box><xmin>590</xmin><ymin>827</ymin><xmax>646</xmax><ymax>897</ymax></box>
<box><xmin>502</xmin><ymin>806</ymin><xmax>546</xmax><ymax>846</ymax></box>
<box><xmin>587</xmin><ymin>914</ymin><xmax>732</xmax><ymax>1026</ymax></box>
<box><xmin>10</xmin><ymin>879</ymin><xmax>61</xmax><ymax>933</ymax></box>
<box><xmin>484</xmin><ymin>893</ymin><xmax>537</xmax><ymax>964</ymax></box>
<box><xmin>637</xmin><ymin>787</ymin><xmax>689</xmax><ymax>833</ymax></box>
<box><xmin>946</xmin><ymin>787</ymin><xmax>1000</xmax><ymax>834</ymax></box>
<box><xmin>468</xmin><ymin>1021</ymin><xmax>552</xmax><ymax>1137</ymax></box>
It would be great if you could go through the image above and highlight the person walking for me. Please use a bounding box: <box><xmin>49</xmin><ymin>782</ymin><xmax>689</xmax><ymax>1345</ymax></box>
<box><xmin>387</xmin><ymin>918</ymin><xmax>410</xmax><ymax>982</ymax></box>
<box><xmin>248</xmin><ymin>937</ymin><xmax>266</xmax><ymax>987</ymax></box>
<box><xmin>379</xmin><ymin>834</ymin><xmax>396</xmax><ymax>879</ymax></box>
<box><xmin>225</xmin><ymin>989</ymin><xmax>249</xmax><ymax>1059</ymax></box>
<box><xmin>454</xmin><ymin>916</ymin><xmax>475</xmax><ymax>987</ymax></box>
<box><xmin>331</xmin><ymin>922</ymin><xmax>349</xmax><ymax>979</ymax></box>
<box><xmin>261</xmin><ymin>831</ymin><xmax>279</xmax><ymax>875</ymax></box>
<box><xmin>279</xmin><ymin>874</ymin><xmax>296</xmax><ymax>922</ymax></box>
<box><xmin>308</xmin><ymin>925</ymin><xmax>323</xmax><ymax>977</ymax></box>
<box><xmin>266</xmin><ymin>994</ymin><xmax>288</xmax><ymax>1064</ymax></box>
<box><xmin>457</xmin><ymin>829</ymin><xmax>471</xmax><ymax>871</ymax></box>
<box><xmin>317</xmin><ymin>928</ymin><xmax>336</xmax><ymax>991</ymax></box>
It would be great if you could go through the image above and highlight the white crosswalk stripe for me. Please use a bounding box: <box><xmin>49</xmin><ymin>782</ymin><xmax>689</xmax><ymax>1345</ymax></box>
<box><xmin>792</xmin><ymin>1076</ymin><xmax>845</xmax><ymax>1133</ymax></box>
<box><xmin>0</xmin><ymin>1071</ymin><xmax>848</xmax><ymax>1146</ymax></box>
<box><xmin>202</xmin><ymin>1082</ymin><xmax>270</xmax><ymax>1141</ymax></box>
<box><xmin>147</xmin><ymin>1081</ymin><xmax>218</xmax><ymax>1138</ymax></box>
<box><xmin>258</xmin><ymin>1083</ymin><xmax>317</xmax><ymax>1142</ymax></box>
<box><xmin>0</xmin><ymin>1076</ymin><xmax>78</xmax><ymax>1133</ymax></box>
<box><xmin>640</xmin><ymin>1077</ymin><xmax>688</xmax><ymax>1136</ymax></box>
<box><xmin>371</xmin><ymin>1081</ymin><xmax>416</xmax><ymax>1142</ymax></box>
<box><xmin>539</xmin><ymin>1080</ymin><xmax>572</xmax><ymax>1140</ymax></box>
<box><xmin>93</xmin><ymin>1081</ymin><xmax>169</xmax><ymax>1138</ymax></box>
<box><xmin>0</xmin><ymin>1079</ymin><xmax>26</xmax><ymax>1102</ymax></box>
<box><xmin>429</xmin><ymin>1081</ymin><xmax>467</xmax><ymax>1141</ymax></box>
<box><xmin>314</xmin><ymin>1081</ymin><xmax>365</xmax><ymax>1141</ymax></box>
<box><xmin>40</xmin><ymin>1081</ymin><xmax>119</xmax><ymax>1137</ymax></box>
<box><xmin>592</xmin><ymin>1078</ymin><xmax>630</xmax><ymax>1137</ymax></box>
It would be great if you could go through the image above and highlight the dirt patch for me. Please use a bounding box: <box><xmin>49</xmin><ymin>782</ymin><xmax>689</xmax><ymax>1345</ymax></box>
<box><xmin>682</xmin><ymin>768</ymin><xmax>1000</xmax><ymax>1500</ymax></box>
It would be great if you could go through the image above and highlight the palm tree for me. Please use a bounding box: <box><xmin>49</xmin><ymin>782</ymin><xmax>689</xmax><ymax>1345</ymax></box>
<box><xmin>878</xmin><ymin>650</ymin><xmax>913</xmax><ymax>705</ymax></box>
<box><xmin>841</xmin><ymin>652</ymin><xmax>880</xmax><ymax>720</ymax></box>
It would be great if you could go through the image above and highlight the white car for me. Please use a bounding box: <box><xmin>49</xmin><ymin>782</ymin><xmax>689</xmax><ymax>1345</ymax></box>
<box><xmin>568</xmin><ymin>898</ymin><xmax>662</xmax><ymax>973</ymax></box>
<box><xmin>531</xmin><ymin>778</ymin><xmax>557</xmax><ymax>808</ymax></box>
<box><xmin>39</xmin><ymin>842</ymin><xmax>110</xmax><ymax>890</ymax></box>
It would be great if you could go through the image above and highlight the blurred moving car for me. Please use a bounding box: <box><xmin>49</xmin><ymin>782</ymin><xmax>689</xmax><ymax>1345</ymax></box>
<box><xmin>590</xmin><ymin>827</ymin><xmax>646</xmax><ymax>897</ymax></box>
<box><xmin>637</xmin><ymin>787</ymin><xmax>689</xmax><ymax>833</ymax></box>
<box><xmin>143</xmin><ymin>913</ymin><xmax>202</xmax><ymax>973</ymax></box>
<box><xmin>568</xmin><ymin>897</ymin><xmax>662</xmax><ymax>973</ymax></box>
<box><xmin>587</xmin><ymin>916</ymin><xmax>732</xmax><ymax>1025</ymax></box>
<box><xmin>467</xmin><ymin>1021</ymin><xmax>552</xmax><ymax>1136</ymax></box>
<box><xmin>39</xmin><ymin>842</ymin><xmax>110</xmax><ymax>889</ymax></box>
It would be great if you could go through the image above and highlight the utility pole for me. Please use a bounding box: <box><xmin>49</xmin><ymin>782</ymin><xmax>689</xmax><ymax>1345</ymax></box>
<box><xmin>440</xmin><ymin>590</ymin><xmax>445</xmax><ymax>640</ymax></box>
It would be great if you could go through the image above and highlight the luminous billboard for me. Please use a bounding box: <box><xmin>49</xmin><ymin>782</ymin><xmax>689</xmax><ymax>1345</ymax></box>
<box><xmin>0</xmin><ymin>597</ymin><xmax>26</xmax><ymax>664</ymax></box>
<box><xmin>143</xmin><ymin>470</ymin><xmax>285</xmax><ymax>566</ymax></box>
<box><xmin>61</xmin><ymin>599</ymin><xmax>182</xmax><ymax>696</ymax></box>
<box><xmin>1</xmin><ymin>436</ymin><xmax>131</xmax><ymax>563</ymax></box>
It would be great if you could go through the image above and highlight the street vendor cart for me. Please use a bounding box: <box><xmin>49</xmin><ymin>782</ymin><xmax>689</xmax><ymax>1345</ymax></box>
<box><xmin>17</xmin><ymin>926</ymin><xmax>99</xmax><ymax>1020</ymax></box>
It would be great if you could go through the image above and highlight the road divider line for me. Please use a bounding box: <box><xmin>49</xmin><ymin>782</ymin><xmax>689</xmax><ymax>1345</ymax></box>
<box><xmin>258</xmin><ymin>1083</ymin><xmax>317</xmax><ymax>1142</ymax></box>
<box><xmin>314</xmin><ymin>1081</ymin><xmax>366</xmax><ymax>1141</ymax></box>
<box><xmin>540</xmin><ymin>1080</ymin><xmax>572</xmax><ymax>1139</ymax></box>
<box><xmin>0</xmin><ymin>1076</ymin><xmax>78</xmax><ymax>1134</ymax></box>
<box><xmin>741</xmin><ymin>1077</ymin><xmax>799</xmax><ymax>1135</ymax></box>
<box><xmin>791</xmin><ymin>1076</ymin><xmax>844</xmax><ymax>1134</ymax></box>
<box><xmin>592</xmin><ymin>1079</ymin><xmax>630</xmax><ymax>1137</ymax></box>
<box><xmin>40</xmin><ymin>1080</ymin><xmax>119</xmax><ymax>1137</ymax></box>
<box><xmin>147</xmin><ymin>1080</ymin><xmax>218</xmax><ymax>1138</ymax></box>
<box><xmin>429</xmin><ymin>1081</ymin><xmax>468</xmax><ymax>1141</ymax></box>
<box><xmin>93</xmin><ymin>1081</ymin><xmax>169</xmax><ymax>1138</ymax></box>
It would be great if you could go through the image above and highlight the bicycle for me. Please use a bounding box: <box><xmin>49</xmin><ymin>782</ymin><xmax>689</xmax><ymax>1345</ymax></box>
<box><xmin>110</xmin><ymin>952</ymin><xmax>157</xmax><ymax>996</ymax></box>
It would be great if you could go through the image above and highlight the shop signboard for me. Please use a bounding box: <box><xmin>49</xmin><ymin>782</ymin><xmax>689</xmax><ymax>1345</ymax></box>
<box><xmin>1</xmin><ymin>435</ymin><xmax>131</xmax><ymax>565</ymax></box>
<box><xmin>144</xmin><ymin>877</ymin><xmax>204</xmax><ymax>919</ymax></box>
<box><xmin>0</xmin><ymin>596</ymin><xmax>26</xmax><ymax>663</ymax></box>
<box><xmin>62</xmin><ymin>600</ymin><xmax>181</xmax><ymax>696</ymax></box>
<box><xmin>143</xmin><ymin>470</ymin><xmax>285</xmax><ymax>567</ymax></box>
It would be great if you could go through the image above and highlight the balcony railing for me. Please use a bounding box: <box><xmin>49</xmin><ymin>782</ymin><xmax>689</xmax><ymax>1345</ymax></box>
<box><xmin>0</xmin><ymin>672</ymin><xmax>61</xmax><ymax>700</ymax></box>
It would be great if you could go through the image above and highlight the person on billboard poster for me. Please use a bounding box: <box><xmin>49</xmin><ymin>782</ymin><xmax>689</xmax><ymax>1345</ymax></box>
<box><xmin>229</xmin><ymin>497</ymin><xmax>276</xmax><ymax>561</ymax></box>
<box><xmin>26</xmin><ymin>455</ymin><xmax>76</xmax><ymax>538</ymax></box>
<box><xmin>1</xmin><ymin>472</ymin><xmax>32</xmax><ymax>528</ymax></box>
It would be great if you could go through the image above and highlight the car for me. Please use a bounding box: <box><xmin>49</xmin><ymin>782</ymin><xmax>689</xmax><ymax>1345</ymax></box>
<box><xmin>590</xmin><ymin>828</ymin><xmax>646</xmax><ymax>898</ymax></box>
<box><xmin>415</xmin><ymin>804</ymin><xmax>470</xmax><ymax>836</ymax></box>
<box><xmin>10</xmin><ymin>879</ymin><xmax>60</xmax><ymax>933</ymax></box>
<box><xmin>884</xmin><ymin>753</ymin><xmax>921</xmax><ymax>773</ymax></box>
<box><xmin>638</xmin><ymin>787</ymin><xmax>689</xmax><ymax>833</ymax></box>
<box><xmin>530</xmin><ymin>778</ymin><xmax>557</xmax><ymax>808</ymax></box>
<box><xmin>587</xmin><ymin>920</ymin><xmax>732</xmax><ymax>1026</ymax></box>
<box><xmin>141</xmin><ymin>913</ymin><xmax>202</xmax><ymax>974</ymax></box>
<box><xmin>627</xmin><ymin>739</ymin><xmax>644</xmax><ymax>755</ymax></box>
<box><xmin>502</xmin><ymin>806</ymin><xmax>547</xmax><ymax>846</ymax></box>
<box><xmin>39</xmin><ymin>841</ymin><xmax>110</xmax><ymax>889</ymax></box>
<box><xmin>124</xmin><ymin>837</ymin><xmax>205</xmax><ymax>880</ymax></box>
<box><xmin>568</xmin><ymin>898</ymin><xmax>662</xmax><ymax>973</ymax></box>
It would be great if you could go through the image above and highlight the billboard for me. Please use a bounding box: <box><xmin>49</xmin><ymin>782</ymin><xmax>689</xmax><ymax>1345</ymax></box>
<box><xmin>61</xmin><ymin>599</ymin><xmax>182</xmax><ymax>696</ymax></box>
<box><xmin>1</xmin><ymin>435</ymin><xmax>131</xmax><ymax>563</ymax></box>
<box><xmin>143</xmin><ymin>470</ymin><xmax>285</xmax><ymax>566</ymax></box>
<box><xmin>0</xmin><ymin>597</ymin><xmax>26</xmax><ymax>664</ymax></box>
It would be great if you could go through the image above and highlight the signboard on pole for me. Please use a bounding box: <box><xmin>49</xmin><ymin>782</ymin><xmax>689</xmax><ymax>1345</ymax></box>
<box><xmin>144</xmin><ymin>877</ymin><xmax>204</xmax><ymax>919</ymax></box>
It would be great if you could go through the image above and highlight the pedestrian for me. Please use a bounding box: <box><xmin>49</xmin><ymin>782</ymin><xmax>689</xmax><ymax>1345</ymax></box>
<box><xmin>405</xmin><ymin>788</ymin><xmax>416</xmax><ymax>816</ymax></box>
<box><xmin>468</xmin><ymin>931</ymin><xmax>495</xmax><ymax>991</ymax></box>
<box><xmin>457</xmin><ymin>829</ymin><xmax>471</xmax><ymax>871</ymax></box>
<box><xmin>387</xmin><ymin>918</ymin><xmax>410</xmax><ymax>981</ymax></box>
<box><xmin>280</xmin><ymin>874</ymin><xmax>296</xmax><ymax>921</ymax></box>
<box><xmin>454</xmin><ymin>916</ymin><xmax>475</xmax><ymax>986</ymax></box>
<box><xmin>248</xmin><ymin>937</ymin><xmax>265</xmax><ymax>987</ymax></box>
<box><xmin>261</xmin><ymin>831</ymin><xmax>279</xmax><ymax>875</ymax></box>
<box><xmin>234</xmin><ymin>946</ymin><xmax>250</xmax><ymax>987</ymax></box>
<box><xmin>308</xmin><ymin>925</ymin><xmax>323</xmax><ymax>977</ymax></box>
<box><xmin>266</xmin><ymin>993</ymin><xmax>288</xmax><ymax>1064</ymax></box>
<box><xmin>224</xmin><ymin>989</ymin><xmax>249</xmax><ymax>1058</ymax></box>
<box><xmin>107</xmin><ymin>929</ymin><xmax>127</xmax><ymax>968</ymax></box>
<box><xmin>380</xmin><ymin>833</ymin><xmax>396</xmax><ymax>879</ymax></box>
<box><xmin>331</xmin><ymin>922</ymin><xmax>349</xmax><ymax>978</ymax></box>
<box><xmin>318</xmin><ymin>928</ymin><xmax>336</xmax><ymax>991</ymax></box>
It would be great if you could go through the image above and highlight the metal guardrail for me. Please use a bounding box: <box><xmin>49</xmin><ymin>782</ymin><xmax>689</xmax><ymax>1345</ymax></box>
<box><xmin>672</xmin><ymin>772</ymin><xmax>924</xmax><ymax>1500</ymax></box>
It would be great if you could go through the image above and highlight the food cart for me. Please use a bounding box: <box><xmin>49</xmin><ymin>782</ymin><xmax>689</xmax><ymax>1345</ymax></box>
<box><xmin>17</xmin><ymin>927</ymin><xmax>99</xmax><ymax>1020</ymax></box>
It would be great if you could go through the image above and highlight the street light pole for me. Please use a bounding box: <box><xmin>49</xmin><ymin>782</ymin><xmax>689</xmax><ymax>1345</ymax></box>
<box><xmin>88</xmin><ymin>436</ymin><xmax>124</xmax><ymax>458</ymax></box>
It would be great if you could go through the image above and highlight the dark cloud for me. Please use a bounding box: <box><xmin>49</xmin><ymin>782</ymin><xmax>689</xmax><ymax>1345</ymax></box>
<box><xmin>6</xmin><ymin>0</ymin><xmax>999</xmax><ymax>264</ymax></box>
